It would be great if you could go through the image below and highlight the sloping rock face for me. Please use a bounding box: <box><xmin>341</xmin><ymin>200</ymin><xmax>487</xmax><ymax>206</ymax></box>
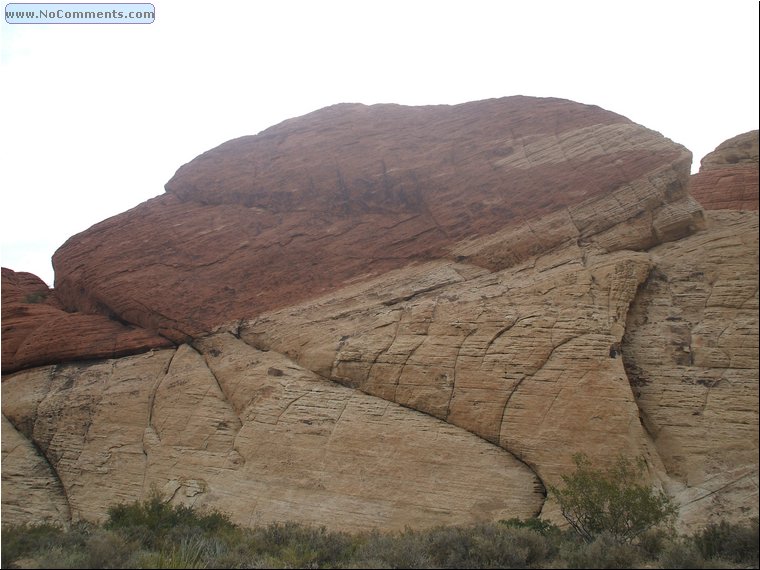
<box><xmin>1</xmin><ymin>268</ymin><xmax>172</xmax><ymax>374</ymax></box>
<box><xmin>2</xmin><ymin>98</ymin><xmax>756</xmax><ymax>533</ymax></box>
<box><xmin>242</xmin><ymin>250</ymin><xmax>658</xmax><ymax>489</ymax></box>
<box><xmin>50</xmin><ymin>96</ymin><xmax>699</xmax><ymax>344</ymax></box>
<box><xmin>689</xmin><ymin>130</ymin><xmax>758</xmax><ymax>211</ymax></box>
<box><xmin>2</xmin><ymin>337</ymin><xmax>542</xmax><ymax>530</ymax></box>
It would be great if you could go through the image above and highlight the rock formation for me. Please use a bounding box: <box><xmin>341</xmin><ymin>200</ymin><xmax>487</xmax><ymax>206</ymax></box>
<box><xmin>2</xmin><ymin>97</ymin><xmax>757</xmax><ymax>533</ymax></box>
<box><xmin>1</xmin><ymin>268</ymin><xmax>172</xmax><ymax>374</ymax></box>
<box><xmin>689</xmin><ymin>130</ymin><xmax>758</xmax><ymax>211</ymax></box>
<box><xmin>622</xmin><ymin>210</ymin><xmax>758</xmax><ymax>527</ymax></box>
<box><xmin>49</xmin><ymin>97</ymin><xmax>699</xmax><ymax>343</ymax></box>
<box><xmin>1</xmin><ymin>338</ymin><xmax>542</xmax><ymax>530</ymax></box>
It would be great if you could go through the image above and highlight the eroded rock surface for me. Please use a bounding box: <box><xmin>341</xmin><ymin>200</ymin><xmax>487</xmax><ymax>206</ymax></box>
<box><xmin>1</xmin><ymin>268</ymin><xmax>172</xmax><ymax>374</ymax></box>
<box><xmin>2</xmin><ymin>336</ymin><xmax>542</xmax><ymax>530</ymax></box>
<box><xmin>622</xmin><ymin>211</ymin><xmax>759</xmax><ymax>526</ymax></box>
<box><xmin>241</xmin><ymin>248</ymin><xmax>659</xmax><ymax>493</ymax></box>
<box><xmin>1</xmin><ymin>414</ymin><xmax>71</xmax><ymax>526</ymax></box>
<box><xmin>2</xmin><ymin>99</ymin><xmax>756</xmax><ymax>532</ymax></box>
<box><xmin>51</xmin><ymin>97</ymin><xmax>697</xmax><ymax>344</ymax></box>
<box><xmin>690</xmin><ymin>130</ymin><xmax>758</xmax><ymax>211</ymax></box>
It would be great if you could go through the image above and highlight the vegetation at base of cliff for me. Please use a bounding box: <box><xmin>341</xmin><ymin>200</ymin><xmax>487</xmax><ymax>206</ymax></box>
<box><xmin>2</xmin><ymin>497</ymin><xmax>757</xmax><ymax>569</ymax></box>
<box><xmin>548</xmin><ymin>453</ymin><xmax>679</xmax><ymax>545</ymax></box>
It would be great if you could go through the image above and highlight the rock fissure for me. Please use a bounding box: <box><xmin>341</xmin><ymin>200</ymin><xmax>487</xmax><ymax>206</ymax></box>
<box><xmin>3</xmin><ymin>411</ymin><xmax>74</xmax><ymax>525</ymax></box>
<box><xmin>143</xmin><ymin>349</ymin><xmax>178</xmax><ymax>457</ymax></box>
<box><xmin>497</xmin><ymin>373</ymin><xmax>526</xmax><ymax>448</ymax></box>
<box><xmin>445</xmin><ymin>329</ymin><xmax>476</xmax><ymax>421</ymax></box>
<box><xmin>681</xmin><ymin>470</ymin><xmax>758</xmax><ymax>507</ymax></box>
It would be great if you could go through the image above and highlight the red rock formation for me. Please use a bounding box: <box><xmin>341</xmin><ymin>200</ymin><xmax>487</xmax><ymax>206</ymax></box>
<box><xmin>2</xmin><ymin>100</ymin><xmax>756</xmax><ymax>534</ymax></box>
<box><xmin>50</xmin><ymin>96</ymin><xmax>697</xmax><ymax>346</ymax></box>
<box><xmin>1</xmin><ymin>268</ymin><xmax>172</xmax><ymax>373</ymax></box>
<box><xmin>689</xmin><ymin>130</ymin><xmax>758</xmax><ymax>211</ymax></box>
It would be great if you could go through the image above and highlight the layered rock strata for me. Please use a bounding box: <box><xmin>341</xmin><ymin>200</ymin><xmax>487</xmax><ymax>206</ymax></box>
<box><xmin>622</xmin><ymin>210</ymin><xmax>759</xmax><ymax>527</ymax></box>
<box><xmin>1</xmin><ymin>268</ymin><xmax>172</xmax><ymax>374</ymax></box>
<box><xmin>50</xmin><ymin>97</ymin><xmax>699</xmax><ymax>345</ymax></box>
<box><xmin>2</xmin><ymin>98</ymin><xmax>757</xmax><ymax>532</ymax></box>
<box><xmin>689</xmin><ymin>130</ymin><xmax>758</xmax><ymax>211</ymax></box>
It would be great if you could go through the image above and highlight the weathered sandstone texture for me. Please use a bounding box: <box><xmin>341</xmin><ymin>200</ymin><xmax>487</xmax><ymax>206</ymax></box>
<box><xmin>689</xmin><ymin>130</ymin><xmax>758</xmax><ymax>211</ymax></box>
<box><xmin>2</xmin><ymin>98</ymin><xmax>756</xmax><ymax>532</ymax></box>
<box><xmin>242</xmin><ymin>250</ymin><xmax>660</xmax><ymax>492</ymax></box>
<box><xmin>240</xmin><ymin>212</ymin><xmax>758</xmax><ymax>528</ymax></box>
<box><xmin>50</xmin><ymin>97</ymin><xmax>700</xmax><ymax>344</ymax></box>
<box><xmin>1</xmin><ymin>268</ymin><xmax>172</xmax><ymax>374</ymax></box>
<box><xmin>2</xmin><ymin>335</ymin><xmax>542</xmax><ymax>530</ymax></box>
<box><xmin>622</xmin><ymin>210</ymin><xmax>759</xmax><ymax>527</ymax></box>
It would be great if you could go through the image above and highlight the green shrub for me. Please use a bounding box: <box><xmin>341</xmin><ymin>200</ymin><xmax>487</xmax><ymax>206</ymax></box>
<box><xmin>353</xmin><ymin>529</ymin><xmax>432</xmax><ymax>569</ymax></box>
<box><xmin>560</xmin><ymin>532</ymin><xmax>642</xmax><ymax>569</ymax></box>
<box><xmin>247</xmin><ymin>521</ymin><xmax>356</xmax><ymax>568</ymax></box>
<box><xmin>1</xmin><ymin>523</ymin><xmax>64</xmax><ymax>567</ymax></box>
<box><xmin>24</xmin><ymin>291</ymin><xmax>48</xmax><ymax>304</ymax></box>
<box><xmin>659</xmin><ymin>539</ymin><xmax>712</xmax><ymax>569</ymax></box>
<box><xmin>548</xmin><ymin>453</ymin><xmax>678</xmax><ymax>544</ymax></box>
<box><xmin>104</xmin><ymin>493</ymin><xmax>235</xmax><ymax>550</ymax></box>
<box><xmin>692</xmin><ymin>517</ymin><xmax>759</xmax><ymax>566</ymax></box>
<box><xmin>635</xmin><ymin>527</ymin><xmax>674</xmax><ymax>559</ymax></box>
<box><xmin>500</xmin><ymin>516</ymin><xmax>561</xmax><ymax>536</ymax></box>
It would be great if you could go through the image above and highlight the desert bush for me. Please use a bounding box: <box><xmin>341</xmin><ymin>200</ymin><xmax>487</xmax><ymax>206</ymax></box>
<box><xmin>559</xmin><ymin>532</ymin><xmax>642</xmax><ymax>569</ymax></box>
<box><xmin>548</xmin><ymin>453</ymin><xmax>678</xmax><ymax>544</ymax></box>
<box><xmin>130</xmin><ymin>539</ymin><xmax>204</xmax><ymax>569</ymax></box>
<box><xmin>23</xmin><ymin>545</ymin><xmax>89</xmax><ymax>569</ymax></box>
<box><xmin>353</xmin><ymin>523</ymin><xmax>550</xmax><ymax>569</ymax></box>
<box><xmin>691</xmin><ymin>517</ymin><xmax>759</xmax><ymax>566</ymax></box>
<box><xmin>658</xmin><ymin>539</ymin><xmax>713</xmax><ymax>569</ymax></box>
<box><xmin>500</xmin><ymin>517</ymin><xmax>566</xmax><ymax>561</ymax></box>
<box><xmin>3</xmin><ymin>495</ymin><xmax>757</xmax><ymax>569</ymax></box>
<box><xmin>451</xmin><ymin>524</ymin><xmax>549</xmax><ymax>568</ymax></box>
<box><xmin>247</xmin><ymin>521</ymin><xmax>356</xmax><ymax>568</ymax></box>
<box><xmin>81</xmin><ymin>529</ymin><xmax>135</xmax><ymax>569</ymax></box>
<box><xmin>635</xmin><ymin>527</ymin><xmax>674</xmax><ymax>559</ymax></box>
<box><xmin>1</xmin><ymin>522</ymin><xmax>63</xmax><ymax>567</ymax></box>
<box><xmin>353</xmin><ymin>528</ymin><xmax>432</xmax><ymax>569</ymax></box>
<box><xmin>104</xmin><ymin>492</ymin><xmax>236</xmax><ymax>550</ymax></box>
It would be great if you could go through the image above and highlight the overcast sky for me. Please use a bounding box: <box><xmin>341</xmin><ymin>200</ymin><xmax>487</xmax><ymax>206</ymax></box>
<box><xmin>1</xmin><ymin>0</ymin><xmax>758</xmax><ymax>286</ymax></box>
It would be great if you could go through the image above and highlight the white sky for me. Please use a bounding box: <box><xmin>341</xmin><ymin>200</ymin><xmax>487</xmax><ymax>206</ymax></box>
<box><xmin>1</xmin><ymin>0</ymin><xmax>758</xmax><ymax>286</ymax></box>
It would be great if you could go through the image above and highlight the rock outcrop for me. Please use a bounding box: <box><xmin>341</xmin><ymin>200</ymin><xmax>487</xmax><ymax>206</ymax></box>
<box><xmin>2</xmin><ymin>97</ymin><xmax>756</xmax><ymax>532</ymax></box>
<box><xmin>50</xmin><ymin>97</ymin><xmax>699</xmax><ymax>345</ymax></box>
<box><xmin>1</xmin><ymin>335</ymin><xmax>543</xmax><ymax>530</ymax></box>
<box><xmin>689</xmin><ymin>130</ymin><xmax>758</xmax><ymax>211</ymax></box>
<box><xmin>622</xmin><ymin>210</ymin><xmax>759</xmax><ymax>527</ymax></box>
<box><xmin>1</xmin><ymin>268</ymin><xmax>172</xmax><ymax>374</ymax></box>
